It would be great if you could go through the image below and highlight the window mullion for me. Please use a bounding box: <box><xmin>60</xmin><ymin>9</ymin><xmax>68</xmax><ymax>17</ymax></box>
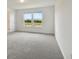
<box><xmin>32</xmin><ymin>13</ymin><xmax>33</xmax><ymax>20</ymax></box>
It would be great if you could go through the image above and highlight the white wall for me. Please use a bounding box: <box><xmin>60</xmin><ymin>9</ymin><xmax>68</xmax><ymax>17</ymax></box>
<box><xmin>55</xmin><ymin>0</ymin><xmax>72</xmax><ymax>59</ymax></box>
<box><xmin>7</xmin><ymin>8</ymin><xmax>15</xmax><ymax>32</ymax></box>
<box><xmin>15</xmin><ymin>6</ymin><xmax>54</xmax><ymax>34</ymax></box>
<box><xmin>7</xmin><ymin>9</ymin><xmax>10</xmax><ymax>32</ymax></box>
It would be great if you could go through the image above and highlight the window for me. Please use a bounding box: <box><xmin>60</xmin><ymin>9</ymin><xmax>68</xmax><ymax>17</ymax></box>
<box><xmin>24</xmin><ymin>12</ymin><xmax>43</xmax><ymax>27</ymax></box>
<box><xmin>33</xmin><ymin>13</ymin><xmax>43</xmax><ymax>26</ymax></box>
<box><xmin>24</xmin><ymin>13</ymin><xmax>32</xmax><ymax>25</ymax></box>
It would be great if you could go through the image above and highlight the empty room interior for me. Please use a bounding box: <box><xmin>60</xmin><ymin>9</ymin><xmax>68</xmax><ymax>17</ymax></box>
<box><xmin>7</xmin><ymin>0</ymin><xmax>72</xmax><ymax>59</ymax></box>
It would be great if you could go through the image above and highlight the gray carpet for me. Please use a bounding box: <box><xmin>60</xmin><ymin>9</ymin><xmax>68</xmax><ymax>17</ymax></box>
<box><xmin>7</xmin><ymin>32</ymin><xmax>64</xmax><ymax>59</ymax></box>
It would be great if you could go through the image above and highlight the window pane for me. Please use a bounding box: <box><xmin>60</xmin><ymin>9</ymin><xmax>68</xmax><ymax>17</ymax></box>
<box><xmin>24</xmin><ymin>13</ymin><xmax>32</xmax><ymax>20</ymax></box>
<box><xmin>33</xmin><ymin>13</ymin><xmax>43</xmax><ymax>20</ymax></box>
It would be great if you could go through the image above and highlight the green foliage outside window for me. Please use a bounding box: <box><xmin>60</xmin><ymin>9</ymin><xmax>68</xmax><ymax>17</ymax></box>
<box><xmin>33</xmin><ymin>20</ymin><xmax>42</xmax><ymax>23</ymax></box>
<box><xmin>24</xmin><ymin>20</ymin><xmax>32</xmax><ymax>23</ymax></box>
<box><xmin>24</xmin><ymin>20</ymin><xmax>32</xmax><ymax>25</ymax></box>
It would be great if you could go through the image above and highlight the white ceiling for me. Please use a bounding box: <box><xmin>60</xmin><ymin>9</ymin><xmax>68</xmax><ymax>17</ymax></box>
<box><xmin>7</xmin><ymin>0</ymin><xmax>56</xmax><ymax>9</ymax></box>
